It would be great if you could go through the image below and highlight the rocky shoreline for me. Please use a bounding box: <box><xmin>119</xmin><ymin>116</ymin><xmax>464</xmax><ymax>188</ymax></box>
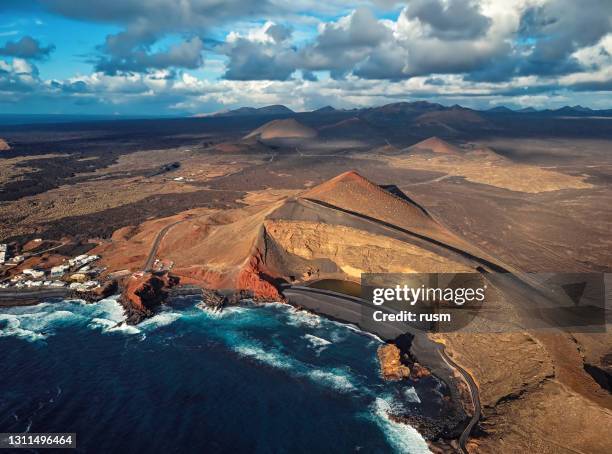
<box><xmin>1</xmin><ymin>272</ymin><xmax>474</xmax><ymax>451</ymax></box>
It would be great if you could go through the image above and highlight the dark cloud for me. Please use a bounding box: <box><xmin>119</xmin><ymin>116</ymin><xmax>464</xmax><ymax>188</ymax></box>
<box><xmin>301</xmin><ymin>70</ymin><xmax>318</xmax><ymax>82</ymax></box>
<box><xmin>33</xmin><ymin>0</ymin><xmax>272</xmax><ymax>74</ymax></box>
<box><xmin>0</xmin><ymin>36</ymin><xmax>55</xmax><ymax>60</ymax></box>
<box><xmin>300</xmin><ymin>8</ymin><xmax>392</xmax><ymax>78</ymax></box>
<box><xmin>517</xmin><ymin>0</ymin><xmax>611</xmax><ymax>76</ymax></box>
<box><xmin>222</xmin><ymin>37</ymin><xmax>296</xmax><ymax>81</ymax></box>
<box><xmin>569</xmin><ymin>79</ymin><xmax>612</xmax><ymax>92</ymax></box>
<box><xmin>265</xmin><ymin>24</ymin><xmax>292</xmax><ymax>43</ymax></box>
<box><xmin>51</xmin><ymin>79</ymin><xmax>88</xmax><ymax>93</ymax></box>
<box><xmin>95</xmin><ymin>37</ymin><xmax>204</xmax><ymax>75</ymax></box>
<box><xmin>40</xmin><ymin>0</ymin><xmax>267</xmax><ymax>25</ymax></box>
<box><xmin>406</xmin><ymin>0</ymin><xmax>492</xmax><ymax>40</ymax></box>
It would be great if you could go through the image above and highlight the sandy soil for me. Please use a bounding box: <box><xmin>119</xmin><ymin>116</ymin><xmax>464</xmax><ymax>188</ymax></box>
<box><xmin>381</xmin><ymin>149</ymin><xmax>592</xmax><ymax>193</ymax></box>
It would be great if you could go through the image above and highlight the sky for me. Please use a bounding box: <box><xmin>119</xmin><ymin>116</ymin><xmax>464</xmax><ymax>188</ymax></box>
<box><xmin>0</xmin><ymin>0</ymin><xmax>611</xmax><ymax>115</ymax></box>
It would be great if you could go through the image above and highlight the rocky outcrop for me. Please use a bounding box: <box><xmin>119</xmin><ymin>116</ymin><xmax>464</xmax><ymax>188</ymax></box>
<box><xmin>377</xmin><ymin>343</ymin><xmax>410</xmax><ymax>380</ymax></box>
<box><xmin>236</xmin><ymin>250</ymin><xmax>283</xmax><ymax>301</ymax></box>
<box><xmin>411</xmin><ymin>362</ymin><xmax>432</xmax><ymax>380</ymax></box>
<box><xmin>0</xmin><ymin>138</ymin><xmax>10</xmax><ymax>151</ymax></box>
<box><xmin>120</xmin><ymin>272</ymin><xmax>179</xmax><ymax>324</ymax></box>
<box><xmin>196</xmin><ymin>288</ymin><xmax>275</xmax><ymax>314</ymax></box>
<box><xmin>77</xmin><ymin>280</ymin><xmax>118</xmax><ymax>303</ymax></box>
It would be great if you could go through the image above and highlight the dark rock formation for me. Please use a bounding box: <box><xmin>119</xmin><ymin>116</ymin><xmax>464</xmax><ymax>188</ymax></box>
<box><xmin>75</xmin><ymin>280</ymin><xmax>119</xmax><ymax>303</ymax></box>
<box><xmin>120</xmin><ymin>272</ymin><xmax>179</xmax><ymax>324</ymax></box>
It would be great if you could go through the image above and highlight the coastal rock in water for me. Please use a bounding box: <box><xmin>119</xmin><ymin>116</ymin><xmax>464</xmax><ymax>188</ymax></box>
<box><xmin>121</xmin><ymin>272</ymin><xmax>179</xmax><ymax>324</ymax></box>
<box><xmin>77</xmin><ymin>280</ymin><xmax>119</xmax><ymax>303</ymax></box>
<box><xmin>377</xmin><ymin>343</ymin><xmax>410</xmax><ymax>381</ymax></box>
<box><xmin>0</xmin><ymin>138</ymin><xmax>10</xmax><ymax>151</ymax></box>
<box><xmin>411</xmin><ymin>362</ymin><xmax>432</xmax><ymax>380</ymax></box>
<box><xmin>200</xmin><ymin>289</ymin><xmax>226</xmax><ymax>310</ymax></box>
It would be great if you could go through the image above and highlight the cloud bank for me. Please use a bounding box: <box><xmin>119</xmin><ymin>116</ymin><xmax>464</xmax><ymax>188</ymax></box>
<box><xmin>0</xmin><ymin>0</ymin><xmax>610</xmax><ymax>114</ymax></box>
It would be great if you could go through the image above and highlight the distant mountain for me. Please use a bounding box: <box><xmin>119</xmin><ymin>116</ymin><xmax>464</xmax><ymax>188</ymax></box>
<box><xmin>244</xmin><ymin>118</ymin><xmax>317</xmax><ymax>140</ymax></box>
<box><xmin>196</xmin><ymin>105</ymin><xmax>294</xmax><ymax>118</ymax></box>
<box><xmin>516</xmin><ymin>107</ymin><xmax>537</xmax><ymax>113</ymax></box>
<box><xmin>312</xmin><ymin>105</ymin><xmax>336</xmax><ymax>113</ymax></box>
<box><xmin>487</xmin><ymin>106</ymin><xmax>515</xmax><ymax>113</ymax></box>
<box><xmin>368</xmin><ymin>101</ymin><xmax>445</xmax><ymax>115</ymax></box>
<box><xmin>318</xmin><ymin>116</ymin><xmax>379</xmax><ymax>138</ymax></box>
<box><xmin>408</xmin><ymin>136</ymin><xmax>462</xmax><ymax>155</ymax></box>
<box><xmin>414</xmin><ymin>106</ymin><xmax>487</xmax><ymax>127</ymax></box>
<box><xmin>554</xmin><ymin>105</ymin><xmax>594</xmax><ymax>115</ymax></box>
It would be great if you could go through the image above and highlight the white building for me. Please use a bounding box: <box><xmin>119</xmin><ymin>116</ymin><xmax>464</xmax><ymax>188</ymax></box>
<box><xmin>50</xmin><ymin>264</ymin><xmax>70</xmax><ymax>278</ymax></box>
<box><xmin>0</xmin><ymin>244</ymin><xmax>7</xmax><ymax>264</ymax></box>
<box><xmin>11</xmin><ymin>255</ymin><xmax>24</xmax><ymax>264</ymax></box>
<box><xmin>69</xmin><ymin>280</ymin><xmax>98</xmax><ymax>292</ymax></box>
<box><xmin>22</xmin><ymin>269</ymin><xmax>45</xmax><ymax>279</ymax></box>
<box><xmin>68</xmin><ymin>254</ymin><xmax>100</xmax><ymax>268</ymax></box>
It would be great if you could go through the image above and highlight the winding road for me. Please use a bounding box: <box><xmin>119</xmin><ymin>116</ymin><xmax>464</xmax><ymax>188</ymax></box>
<box><xmin>437</xmin><ymin>344</ymin><xmax>481</xmax><ymax>453</ymax></box>
<box><xmin>142</xmin><ymin>219</ymin><xmax>189</xmax><ymax>272</ymax></box>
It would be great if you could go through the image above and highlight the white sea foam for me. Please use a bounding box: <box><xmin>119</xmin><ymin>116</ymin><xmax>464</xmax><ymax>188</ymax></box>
<box><xmin>93</xmin><ymin>296</ymin><xmax>126</xmax><ymax>323</ymax></box>
<box><xmin>0</xmin><ymin>314</ymin><xmax>47</xmax><ymax>342</ymax></box>
<box><xmin>403</xmin><ymin>387</ymin><xmax>421</xmax><ymax>404</ymax></box>
<box><xmin>88</xmin><ymin>317</ymin><xmax>140</xmax><ymax>335</ymax></box>
<box><xmin>139</xmin><ymin>312</ymin><xmax>181</xmax><ymax>329</ymax></box>
<box><xmin>107</xmin><ymin>323</ymin><xmax>141</xmax><ymax>335</ymax></box>
<box><xmin>303</xmin><ymin>334</ymin><xmax>332</xmax><ymax>354</ymax></box>
<box><xmin>0</xmin><ymin>305</ymin><xmax>89</xmax><ymax>342</ymax></box>
<box><xmin>234</xmin><ymin>342</ymin><xmax>295</xmax><ymax>370</ymax></box>
<box><xmin>196</xmin><ymin>303</ymin><xmax>248</xmax><ymax>319</ymax></box>
<box><xmin>339</xmin><ymin>322</ymin><xmax>384</xmax><ymax>343</ymax></box>
<box><xmin>285</xmin><ymin>308</ymin><xmax>321</xmax><ymax>328</ymax></box>
<box><xmin>371</xmin><ymin>397</ymin><xmax>431</xmax><ymax>454</ymax></box>
<box><xmin>304</xmin><ymin>333</ymin><xmax>331</xmax><ymax>348</ymax></box>
<box><xmin>307</xmin><ymin>369</ymin><xmax>356</xmax><ymax>393</ymax></box>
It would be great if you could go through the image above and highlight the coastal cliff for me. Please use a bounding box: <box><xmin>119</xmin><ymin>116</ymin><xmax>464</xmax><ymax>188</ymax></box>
<box><xmin>120</xmin><ymin>272</ymin><xmax>179</xmax><ymax>324</ymax></box>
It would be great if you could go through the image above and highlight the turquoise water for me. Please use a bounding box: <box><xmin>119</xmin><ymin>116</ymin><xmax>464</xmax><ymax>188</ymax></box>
<box><xmin>0</xmin><ymin>297</ymin><xmax>443</xmax><ymax>453</ymax></box>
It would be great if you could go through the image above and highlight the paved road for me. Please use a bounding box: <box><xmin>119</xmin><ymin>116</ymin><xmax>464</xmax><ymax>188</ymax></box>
<box><xmin>0</xmin><ymin>287</ymin><xmax>70</xmax><ymax>305</ymax></box>
<box><xmin>401</xmin><ymin>175</ymin><xmax>454</xmax><ymax>186</ymax></box>
<box><xmin>142</xmin><ymin>218</ymin><xmax>190</xmax><ymax>272</ymax></box>
<box><xmin>437</xmin><ymin>344</ymin><xmax>481</xmax><ymax>453</ymax></box>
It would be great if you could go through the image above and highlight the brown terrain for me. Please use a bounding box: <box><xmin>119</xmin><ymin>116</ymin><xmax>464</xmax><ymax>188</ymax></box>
<box><xmin>244</xmin><ymin>118</ymin><xmax>318</xmax><ymax>140</ymax></box>
<box><xmin>0</xmin><ymin>138</ymin><xmax>10</xmax><ymax>151</ymax></box>
<box><xmin>1</xmin><ymin>102</ymin><xmax>611</xmax><ymax>453</ymax></box>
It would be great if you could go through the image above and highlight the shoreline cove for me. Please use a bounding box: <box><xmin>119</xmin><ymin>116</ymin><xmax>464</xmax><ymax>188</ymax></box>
<box><xmin>0</xmin><ymin>296</ymin><xmax>443</xmax><ymax>453</ymax></box>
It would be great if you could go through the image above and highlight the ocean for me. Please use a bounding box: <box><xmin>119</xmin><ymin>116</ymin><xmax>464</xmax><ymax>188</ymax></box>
<box><xmin>0</xmin><ymin>297</ymin><xmax>443</xmax><ymax>453</ymax></box>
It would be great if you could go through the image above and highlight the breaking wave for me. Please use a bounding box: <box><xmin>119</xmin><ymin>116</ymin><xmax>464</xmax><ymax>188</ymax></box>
<box><xmin>0</xmin><ymin>314</ymin><xmax>47</xmax><ymax>342</ymax></box>
<box><xmin>232</xmin><ymin>337</ymin><xmax>358</xmax><ymax>393</ymax></box>
<box><xmin>307</xmin><ymin>369</ymin><xmax>356</xmax><ymax>392</ymax></box>
<box><xmin>403</xmin><ymin>387</ymin><xmax>421</xmax><ymax>404</ymax></box>
<box><xmin>303</xmin><ymin>333</ymin><xmax>332</xmax><ymax>353</ymax></box>
<box><xmin>371</xmin><ymin>397</ymin><xmax>431</xmax><ymax>454</ymax></box>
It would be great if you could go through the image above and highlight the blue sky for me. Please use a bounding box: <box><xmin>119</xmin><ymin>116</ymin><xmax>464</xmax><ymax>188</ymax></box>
<box><xmin>0</xmin><ymin>0</ymin><xmax>611</xmax><ymax>115</ymax></box>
